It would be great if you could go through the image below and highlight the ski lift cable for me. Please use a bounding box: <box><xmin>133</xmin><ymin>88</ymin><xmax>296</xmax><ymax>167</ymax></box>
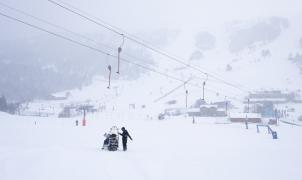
<box><xmin>0</xmin><ymin>2</ymin><xmax>115</xmax><ymax>51</ymax></box>
<box><xmin>154</xmin><ymin>78</ymin><xmax>192</xmax><ymax>103</ymax></box>
<box><xmin>0</xmin><ymin>2</ymin><xmax>161</xmax><ymax>71</ymax></box>
<box><xmin>183</xmin><ymin>80</ymin><xmax>243</xmax><ymax>102</ymax></box>
<box><xmin>53</xmin><ymin>0</ymin><xmax>235</xmax><ymax>85</ymax></box>
<box><xmin>186</xmin><ymin>76</ymin><xmax>244</xmax><ymax>99</ymax></box>
<box><xmin>47</xmin><ymin>0</ymin><xmax>252</xmax><ymax>94</ymax></box>
<box><xmin>41</xmin><ymin>0</ymin><xmax>249</xmax><ymax>95</ymax></box>
<box><xmin>54</xmin><ymin>0</ymin><xmax>245</xmax><ymax>90</ymax></box>
<box><xmin>0</xmin><ymin>4</ymin><xmax>239</xmax><ymax>98</ymax></box>
<box><xmin>47</xmin><ymin>0</ymin><xmax>123</xmax><ymax>36</ymax></box>
<box><xmin>0</xmin><ymin>11</ymin><xmax>186</xmax><ymax>85</ymax></box>
<box><xmin>0</xmin><ymin>2</ymin><xmax>159</xmax><ymax>71</ymax></box>
<box><xmin>0</xmin><ymin>11</ymin><xmax>110</xmax><ymax>56</ymax></box>
<box><xmin>53</xmin><ymin>0</ymin><xmax>252</xmax><ymax>94</ymax></box>
<box><xmin>0</xmin><ymin>11</ymin><xmax>243</xmax><ymax>103</ymax></box>
<box><xmin>55</xmin><ymin>0</ymin><xmax>145</xmax><ymax>43</ymax></box>
<box><xmin>119</xmin><ymin>34</ymin><xmax>125</xmax><ymax>47</ymax></box>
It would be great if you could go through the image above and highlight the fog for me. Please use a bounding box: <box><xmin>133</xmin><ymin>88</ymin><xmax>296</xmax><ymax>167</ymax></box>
<box><xmin>1</xmin><ymin>2</ymin><xmax>302</xmax><ymax>180</ymax></box>
<box><xmin>0</xmin><ymin>0</ymin><xmax>302</xmax><ymax>101</ymax></box>
<box><xmin>1</xmin><ymin>0</ymin><xmax>301</xmax><ymax>37</ymax></box>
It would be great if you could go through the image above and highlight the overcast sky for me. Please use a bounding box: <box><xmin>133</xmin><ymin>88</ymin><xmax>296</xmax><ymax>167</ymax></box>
<box><xmin>0</xmin><ymin>0</ymin><xmax>301</xmax><ymax>40</ymax></box>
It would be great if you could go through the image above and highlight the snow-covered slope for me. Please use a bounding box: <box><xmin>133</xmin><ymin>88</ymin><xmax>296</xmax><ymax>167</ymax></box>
<box><xmin>157</xmin><ymin>16</ymin><xmax>302</xmax><ymax>93</ymax></box>
<box><xmin>44</xmin><ymin>15</ymin><xmax>302</xmax><ymax>114</ymax></box>
<box><xmin>1</xmin><ymin>13</ymin><xmax>302</xmax><ymax>180</ymax></box>
<box><xmin>1</xmin><ymin>110</ymin><xmax>302</xmax><ymax>180</ymax></box>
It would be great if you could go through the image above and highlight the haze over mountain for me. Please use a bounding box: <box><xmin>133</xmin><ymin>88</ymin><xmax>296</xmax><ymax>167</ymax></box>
<box><xmin>1</xmin><ymin>2</ymin><xmax>302</xmax><ymax>180</ymax></box>
<box><xmin>0</xmin><ymin>0</ymin><xmax>301</xmax><ymax>101</ymax></box>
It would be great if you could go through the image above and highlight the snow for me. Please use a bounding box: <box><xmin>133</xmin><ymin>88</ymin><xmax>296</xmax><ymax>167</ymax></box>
<box><xmin>229</xmin><ymin>112</ymin><xmax>262</xmax><ymax>118</ymax></box>
<box><xmin>1</xmin><ymin>109</ymin><xmax>302</xmax><ymax>180</ymax></box>
<box><xmin>200</xmin><ymin>104</ymin><xmax>218</xmax><ymax>108</ymax></box>
<box><xmin>1</xmin><ymin>63</ymin><xmax>300</xmax><ymax>180</ymax></box>
<box><xmin>1</xmin><ymin>9</ymin><xmax>302</xmax><ymax>180</ymax></box>
<box><xmin>248</xmin><ymin>98</ymin><xmax>288</xmax><ymax>102</ymax></box>
<box><xmin>187</xmin><ymin>108</ymin><xmax>200</xmax><ymax>113</ymax></box>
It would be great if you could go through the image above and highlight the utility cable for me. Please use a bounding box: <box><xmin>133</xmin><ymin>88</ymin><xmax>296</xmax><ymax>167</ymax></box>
<box><xmin>47</xmin><ymin>0</ymin><xmax>252</xmax><ymax>94</ymax></box>
<box><xmin>0</xmin><ymin>11</ymin><xmax>243</xmax><ymax>103</ymax></box>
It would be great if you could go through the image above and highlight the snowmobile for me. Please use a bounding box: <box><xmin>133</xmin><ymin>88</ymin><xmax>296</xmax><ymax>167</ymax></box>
<box><xmin>102</xmin><ymin>126</ymin><xmax>119</xmax><ymax>151</ymax></box>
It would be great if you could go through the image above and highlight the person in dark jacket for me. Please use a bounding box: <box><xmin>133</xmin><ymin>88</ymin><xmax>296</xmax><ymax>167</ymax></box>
<box><xmin>119</xmin><ymin>127</ymin><xmax>132</xmax><ymax>151</ymax></box>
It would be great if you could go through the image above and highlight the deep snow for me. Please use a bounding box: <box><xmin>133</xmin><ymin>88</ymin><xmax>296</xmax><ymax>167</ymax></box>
<box><xmin>0</xmin><ymin>110</ymin><xmax>302</xmax><ymax>180</ymax></box>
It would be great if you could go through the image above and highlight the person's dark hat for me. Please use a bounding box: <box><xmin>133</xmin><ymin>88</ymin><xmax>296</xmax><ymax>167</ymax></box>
<box><xmin>121</xmin><ymin>127</ymin><xmax>125</xmax><ymax>130</ymax></box>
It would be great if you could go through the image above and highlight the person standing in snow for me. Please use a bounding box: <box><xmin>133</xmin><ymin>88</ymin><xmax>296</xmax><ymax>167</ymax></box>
<box><xmin>119</xmin><ymin>127</ymin><xmax>132</xmax><ymax>151</ymax></box>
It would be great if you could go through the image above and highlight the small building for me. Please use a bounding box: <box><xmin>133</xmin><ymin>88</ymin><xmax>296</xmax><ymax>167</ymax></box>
<box><xmin>187</xmin><ymin>108</ymin><xmax>201</xmax><ymax>117</ymax></box>
<box><xmin>58</xmin><ymin>104</ymin><xmax>97</xmax><ymax>118</ymax></box>
<box><xmin>79</xmin><ymin>105</ymin><xmax>97</xmax><ymax>113</ymax></box>
<box><xmin>200</xmin><ymin>105</ymin><xmax>226</xmax><ymax>117</ymax></box>
<box><xmin>229</xmin><ymin>113</ymin><xmax>262</xmax><ymax>123</ymax></box>
<box><xmin>58</xmin><ymin>106</ymin><xmax>80</xmax><ymax>118</ymax></box>
<box><xmin>268</xmin><ymin>119</ymin><xmax>277</xmax><ymax>125</ymax></box>
<box><xmin>245</xmin><ymin>90</ymin><xmax>301</xmax><ymax>104</ymax></box>
<box><xmin>187</xmin><ymin>104</ymin><xmax>226</xmax><ymax>117</ymax></box>
<box><xmin>164</xmin><ymin>108</ymin><xmax>186</xmax><ymax>116</ymax></box>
